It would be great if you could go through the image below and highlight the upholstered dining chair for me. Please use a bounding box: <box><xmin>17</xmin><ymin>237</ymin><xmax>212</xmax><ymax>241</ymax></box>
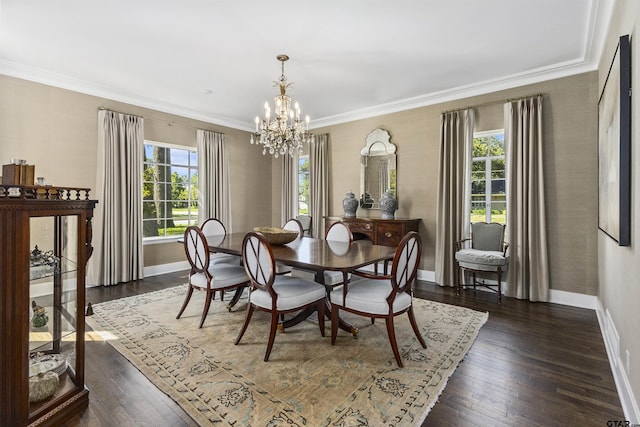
<box><xmin>274</xmin><ymin>218</ymin><xmax>304</xmax><ymax>275</ymax></box>
<box><xmin>455</xmin><ymin>222</ymin><xmax>509</xmax><ymax>302</ymax></box>
<box><xmin>177</xmin><ymin>226</ymin><xmax>250</xmax><ymax>328</ymax></box>
<box><xmin>296</xmin><ymin>214</ymin><xmax>312</xmax><ymax>237</ymax></box>
<box><xmin>290</xmin><ymin>221</ymin><xmax>354</xmax><ymax>286</ymax></box>
<box><xmin>329</xmin><ymin>231</ymin><xmax>426</xmax><ymax>368</ymax></box>
<box><xmin>201</xmin><ymin>218</ymin><xmax>241</xmax><ymax>266</ymax></box>
<box><xmin>235</xmin><ymin>231</ymin><xmax>326</xmax><ymax>362</ymax></box>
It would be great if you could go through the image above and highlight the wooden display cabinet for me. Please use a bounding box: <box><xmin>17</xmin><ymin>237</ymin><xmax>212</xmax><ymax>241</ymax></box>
<box><xmin>0</xmin><ymin>185</ymin><xmax>97</xmax><ymax>426</ymax></box>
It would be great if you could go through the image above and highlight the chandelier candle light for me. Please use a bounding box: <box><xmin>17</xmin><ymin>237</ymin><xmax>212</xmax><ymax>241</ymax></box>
<box><xmin>250</xmin><ymin>54</ymin><xmax>314</xmax><ymax>158</ymax></box>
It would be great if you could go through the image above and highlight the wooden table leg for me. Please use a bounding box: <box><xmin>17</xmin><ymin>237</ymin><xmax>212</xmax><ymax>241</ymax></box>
<box><xmin>281</xmin><ymin>271</ymin><xmax>358</xmax><ymax>336</ymax></box>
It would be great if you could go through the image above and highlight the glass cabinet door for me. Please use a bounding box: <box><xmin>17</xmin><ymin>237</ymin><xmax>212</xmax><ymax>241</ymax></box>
<box><xmin>28</xmin><ymin>215</ymin><xmax>80</xmax><ymax>411</ymax></box>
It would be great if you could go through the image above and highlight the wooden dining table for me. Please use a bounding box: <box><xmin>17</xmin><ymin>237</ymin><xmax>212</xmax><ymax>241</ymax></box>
<box><xmin>203</xmin><ymin>232</ymin><xmax>397</xmax><ymax>335</ymax></box>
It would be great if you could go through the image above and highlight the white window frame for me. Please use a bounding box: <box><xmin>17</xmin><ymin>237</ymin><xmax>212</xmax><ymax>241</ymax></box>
<box><xmin>142</xmin><ymin>140</ymin><xmax>198</xmax><ymax>244</ymax></box>
<box><xmin>471</xmin><ymin>129</ymin><xmax>506</xmax><ymax>224</ymax></box>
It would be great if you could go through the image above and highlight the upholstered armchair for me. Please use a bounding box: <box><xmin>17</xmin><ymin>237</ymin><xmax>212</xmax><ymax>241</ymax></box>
<box><xmin>455</xmin><ymin>222</ymin><xmax>509</xmax><ymax>302</ymax></box>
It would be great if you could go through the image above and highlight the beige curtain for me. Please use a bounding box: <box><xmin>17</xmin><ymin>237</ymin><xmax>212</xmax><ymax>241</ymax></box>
<box><xmin>197</xmin><ymin>130</ymin><xmax>232</xmax><ymax>230</ymax></box>
<box><xmin>89</xmin><ymin>110</ymin><xmax>144</xmax><ymax>286</ymax></box>
<box><xmin>281</xmin><ymin>152</ymin><xmax>298</xmax><ymax>225</ymax></box>
<box><xmin>310</xmin><ymin>134</ymin><xmax>329</xmax><ymax>238</ymax></box>
<box><xmin>435</xmin><ymin>109</ymin><xmax>474</xmax><ymax>287</ymax></box>
<box><xmin>504</xmin><ymin>95</ymin><xmax>549</xmax><ymax>301</ymax></box>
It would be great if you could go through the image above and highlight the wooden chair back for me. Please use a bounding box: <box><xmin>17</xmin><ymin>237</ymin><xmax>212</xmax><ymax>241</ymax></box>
<box><xmin>242</xmin><ymin>231</ymin><xmax>276</xmax><ymax>291</ymax></box>
<box><xmin>391</xmin><ymin>231</ymin><xmax>421</xmax><ymax>294</ymax></box>
<box><xmin>184</xmin><ymin>226</ymin><xmax>210</xmax><ymax>274</ymax></box>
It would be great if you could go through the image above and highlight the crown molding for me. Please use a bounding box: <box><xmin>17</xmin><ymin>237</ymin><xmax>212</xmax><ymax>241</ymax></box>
<box><xmin>0</xmin><ymin>59</ymin><xmax>252</xmax><ymax>131</ymax></box>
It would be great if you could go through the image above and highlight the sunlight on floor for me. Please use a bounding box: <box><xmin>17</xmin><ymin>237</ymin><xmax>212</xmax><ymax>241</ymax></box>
<box><xmin>29</xmin><ymin>330</ymin><xmax>119</xmax><ymax>342</ymax></box>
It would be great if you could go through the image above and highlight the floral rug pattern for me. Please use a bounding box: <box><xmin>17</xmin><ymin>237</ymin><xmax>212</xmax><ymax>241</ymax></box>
<box><xmin>86</xmin><ymin>286</ymin><xmax>488</xmax><ymax>426</ymax></box>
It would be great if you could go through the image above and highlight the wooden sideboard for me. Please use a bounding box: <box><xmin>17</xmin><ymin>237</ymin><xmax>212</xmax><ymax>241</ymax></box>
<box><xmin>324</xmin><ymin>217</ymin><xmax>420</xmax><ymax>247</ymax></box>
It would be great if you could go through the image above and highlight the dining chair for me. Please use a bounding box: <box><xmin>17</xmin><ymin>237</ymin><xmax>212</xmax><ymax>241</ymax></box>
<box><xmin>177</xmin><ymin>226</ymin><xmax>250</xmax><ymax>328</ymax></box>
<box><xmin>455</xmin><ymin>222</ymin><xmax>508</xmax><ymax>302</ymax></box>
<box><xmin>290</xmin><ymin>221</ymin><xmax>355</xmax><ymax>286</ymax></box>
<box><xmin>329</xmin><ymin>231</ymin><xmax>426</xmax><ymax>368</ymax></box>
<box><xmin>201</xmin><ymin>218</ymin><xmax>241</xmax><ymax>266</ymax></box>
<box><xmin>274</xmin><ymin>218</ymin><xmax>304</xmax><ymax>275</ymax></box>
<box><xmin>296</xmin><ymin>214</ymin><xmax>312</xmax><ymax>237</ymax></box>
<box><xmin>235</xmin><ymin>231</ymin><xmax>326</xmax><ymax>361</ymax></box>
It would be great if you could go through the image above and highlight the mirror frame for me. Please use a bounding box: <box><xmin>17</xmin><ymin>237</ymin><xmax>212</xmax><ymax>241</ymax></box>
<box><xmin>359</xmin><ymin>128</ymin><xmax>397</xmax><ymax>209</ymax></box>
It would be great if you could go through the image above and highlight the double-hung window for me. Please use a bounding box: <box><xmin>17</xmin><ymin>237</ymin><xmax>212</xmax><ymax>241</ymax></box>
<box><xmin>142</xmin><ymin>141</ymin><xmax>199</xmax><ymax>240</ymax></box>
<box><xmin>471</xmin><ymin>130</ymin><xmax>506</xmax><ymax>224</ymax></box>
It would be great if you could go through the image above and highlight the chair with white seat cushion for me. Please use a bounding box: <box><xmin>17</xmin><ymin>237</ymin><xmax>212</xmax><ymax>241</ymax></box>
<box><xmin>329</xmin><ymin>231</ymin><xmax>426</xmax><ymax>368</ymax></box>
<box><xmin>291</xmin><ymin>221</ymin><xmax>355</xmax><ymax>286</ymax></box>
<box><xmin>235</xmin><ymin>231</ymin><xmax>326</xmax><ymax>362</ymax></box>
<box><xmin>455</xmin><ymin>222</ymin><xmax>508</xmax><ymax>302</ymax></box>
<box><xmin>176</xmin><ymin>226</ymin><xmax>250</xmax><ymax>328</ymax></box>
<box><xmin>274</xmin><ymin>218</ymin><xmax>304</xmax><ymax>275</ymax></box>
<box><xmin>201</xmin><ymin>218</ymin><xmax>241</xmax><ymax>266</ymax></box>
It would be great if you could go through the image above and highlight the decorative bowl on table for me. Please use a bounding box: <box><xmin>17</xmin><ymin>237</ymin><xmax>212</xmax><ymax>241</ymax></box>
<box><xmin>253</xmin><ymin>227</ymin><xmax>298</xmax><ymax>245</ymax></box>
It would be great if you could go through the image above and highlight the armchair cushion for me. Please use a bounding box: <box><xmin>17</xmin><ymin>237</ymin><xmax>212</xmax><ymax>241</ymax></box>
<box><xmin>455</xmin><ymin>248</ymin><xmax>507</xmax><ymax>271</ymax></box>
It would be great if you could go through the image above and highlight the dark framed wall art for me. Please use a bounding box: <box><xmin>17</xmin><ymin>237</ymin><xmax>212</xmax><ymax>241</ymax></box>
<box><xmin>598</xmin><ymin>34</ymin><xmax>631</xmax><ymax>246</ymax></box>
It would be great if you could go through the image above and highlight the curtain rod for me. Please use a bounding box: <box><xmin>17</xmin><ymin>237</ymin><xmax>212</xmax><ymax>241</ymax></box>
<box><xmin>98</xmin><ymin>107</ymin><xmax>197</xmax><ymax>130</ymax></box>
<box><xmin>442</xmin><ymin>93</ymin><xmax>543</xmax><ymax>114</ymax></box>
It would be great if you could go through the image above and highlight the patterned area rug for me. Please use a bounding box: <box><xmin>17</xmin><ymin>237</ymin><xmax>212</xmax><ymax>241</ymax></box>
<box><xmin>86</xmin><ymin>286</ymin><xmax>487</xmax><ymax>426</ymax></box>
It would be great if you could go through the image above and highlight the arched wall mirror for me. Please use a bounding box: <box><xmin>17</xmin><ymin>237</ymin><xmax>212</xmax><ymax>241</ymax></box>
<box><xmin>360</xmin><ymin>128</ymin><xmax>397</xmax><ymax>209</ymax></box>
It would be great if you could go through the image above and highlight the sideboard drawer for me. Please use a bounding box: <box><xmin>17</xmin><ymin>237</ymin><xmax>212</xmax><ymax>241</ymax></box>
<box><xmin>376</xmin><ymin>223</ymin><xmax>405</xmax><ymax>246</ymax></box>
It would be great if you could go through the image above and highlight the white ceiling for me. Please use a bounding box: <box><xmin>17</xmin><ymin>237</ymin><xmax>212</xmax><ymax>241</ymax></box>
<box><xmin>0</xmin><ymin>0</ymin><xmax>613</xmax><ymax>131</ymax></box>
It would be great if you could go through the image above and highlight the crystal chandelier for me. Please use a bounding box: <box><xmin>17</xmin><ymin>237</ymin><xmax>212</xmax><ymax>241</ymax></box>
<box><xmin>250</xmin><ymin>54</ymin><xmax>314</xmax><ymax>158</ymax></box>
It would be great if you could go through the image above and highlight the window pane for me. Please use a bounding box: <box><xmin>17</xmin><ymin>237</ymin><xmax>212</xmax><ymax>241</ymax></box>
<box><xmin>142</xmin><ymin>201</ymin><xmax>157</xmax><ymax>219</ymax></box>
<box><xmin>170</xmin><ymin>148</ymin><xmax>189</xmax><ymax>166</ymax></box>
<box><xmin>143</xmin><ymin>219</ymin><xmax>159</xmax><ymax>238</ymax></box>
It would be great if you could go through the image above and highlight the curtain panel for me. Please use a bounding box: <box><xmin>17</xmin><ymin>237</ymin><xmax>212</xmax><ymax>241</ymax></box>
<box><xmin>435</xmin><ymin>109</ymin><xmax>474</xmax><ymax>287</ymax></box>
<box><xmin>197</xmin><ymin>130</ymin><xmax>232</xmax><ymax>231</ymax></box>
<box><xmin>504</xmin><ymin>96</ymin><xmax>549</xmax><ymax>301</ymax></box>
<box><xmin>310</xmin><ymin>134</ymin><xmax>329</xmax><ymax>238</ymax></box>
<box><xmin>89</xmin><ymin>109</ymin><xmax>144</xmax><ymax>286</ymax></box>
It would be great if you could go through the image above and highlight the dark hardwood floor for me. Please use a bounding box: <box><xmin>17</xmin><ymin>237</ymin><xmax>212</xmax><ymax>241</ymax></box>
<box><xmin>63</xmin><ymin>271</ymin><xmax>623</xmax><ymax>426</ymax></box>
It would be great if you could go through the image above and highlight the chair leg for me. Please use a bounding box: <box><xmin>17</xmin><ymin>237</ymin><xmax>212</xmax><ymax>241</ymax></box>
<box><xmin>264</xmin><ymin>311</ymin><xmax>280</xmax><ymax>362</ymax></box>
<box><xmin>317</xmin><ymin>301</ymin><xmax>325</xmax><ymax>337</ymax></box>
<box><xmin>384</xmin><ymin>316</ymin><xmax>403</xmax><ymax>368</ymax></box>
<box><xmin>456</xmin><ymin>264</ymin><xmax>461</xmax><ymax>295</ymax></box>
<box><xmin>497</xmin><ymin>269</ymin><xmax>502</xmax><ymax>303</ymax></box>
<box><xmin>234</xmin><ymin>304</ymin><xmax>255</xmax><ymax>345</ymax></box>
<box><xmin>176</xmin><ymin>285</ymin><xmax>194</xmax><ymax>319</ymax></box>
<box><xmin>407</xmin><ymin>306</ymin><xmax>427</xmax><ymax>348</ymax></box>
<box><xmin>330</xmin><ymin>305</ymin><xmax>339</xmax><ymax>345</ymax></box>
<box><xmin>199</xmin><ymin>288</ymin><xmax>214</xmax><ymax>328</ymax></box>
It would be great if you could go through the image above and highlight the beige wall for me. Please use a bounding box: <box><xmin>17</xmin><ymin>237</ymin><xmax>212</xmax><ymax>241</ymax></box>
<box><xmin>597</xmin><ymin>0</ymin><xmax>640</xmax><ymax>419</ymax></box>
<box><xmin>0</xmin><ymin>67</ymin><xmax>600</xmax><ymax>296</ymax></box>
<box><xmin>0</xmin><ymin>75</ymin><xmax>272</xmax><ymax>277</ymax></box>
<box><xmin>306</xmin><ymin>71</ymin><xmax>598</xmax><ymax>295</ymax></box>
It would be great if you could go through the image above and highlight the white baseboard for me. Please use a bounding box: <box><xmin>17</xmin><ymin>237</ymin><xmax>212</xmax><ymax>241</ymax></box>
<box><xmin>548</xmin><ymin>289</ymin><xmax>598</xmax><ymax>309</ymax></box>
<box><xmin>144</xmin><ymin>261</ymin><xmax>189</xmax><ymax>277</ymax></box>
<box><xmin>596</xmin><ymin>299</ymin><xmax>640</xmax><ymax>423</ymax></box>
